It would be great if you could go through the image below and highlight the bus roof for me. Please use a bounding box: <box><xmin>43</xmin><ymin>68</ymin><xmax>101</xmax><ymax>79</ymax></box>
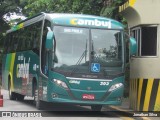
<box><xmin>47</xmin><ymin>13</ymin><xmax>124</xmax><ymax>29</ymax></box>
<box><xmin>9</xmin><ymin>13</ymin><xmax>124</xmax><ymax>33</ymax></box>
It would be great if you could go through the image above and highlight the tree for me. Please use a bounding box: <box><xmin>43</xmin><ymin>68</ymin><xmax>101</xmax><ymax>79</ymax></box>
<box><xmin>0</xmin><ymin>0</ymin><xmax>22</xmax><ymax>66</ymax></box>
<box><xmin>0</xmin><ymin>0</ymin><xmax>22</xmax><ymax>33</ymax></box>
<box><xmin>22</xmin><ymin>0</ymin><xmax>104</xmax><ymax>17</ymax></box>
<box><xmin>101</xmin><ymin>0</ymin><xmax>124</xmax><ymax>18</ymax></box>
<box><xmin>21</xmin><ymin>0</ymin><xmax>126</xmax><ymax>23</ymax></box>
<box><xmin>0</xmin><ymin>0</ymin><xmax>21</xmax><ymax>21</ymax></box>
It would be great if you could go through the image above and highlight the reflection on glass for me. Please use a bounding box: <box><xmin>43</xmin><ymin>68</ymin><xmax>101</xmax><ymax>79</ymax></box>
<box><xmin>53</xmin><ymin>26</ymin><xmax>124</xmax><ymax>77</ymax></box>
<box><xmin>91</xmin><ymin>29</ymin><xmax>123</xmax><ymax>67</ymax></box>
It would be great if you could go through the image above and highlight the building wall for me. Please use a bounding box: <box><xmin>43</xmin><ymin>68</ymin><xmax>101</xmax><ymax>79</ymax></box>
<box><xmin>119</xmin><ymin>0</ymin><xmax>160</xmax><ymax>111</ymax></box>
<box><xmin>130</xmin><ymin>19</ymin><xmax>160</xmax><ymax>79</ymax></box>
<box><xmin>120</xmin><ymin>0</ymin><xmax>160</xmax><ymax>28</ymax></box>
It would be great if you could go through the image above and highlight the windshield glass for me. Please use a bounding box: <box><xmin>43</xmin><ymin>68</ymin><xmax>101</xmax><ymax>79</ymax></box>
<box><xmin>53</xmin><ymin>26</ymin><xmax>90</xmax><ymax>74</ymax></box>
<box><xmin>91</xmin><ymin>29</ymin><xmax>123</xmax><ymax>67</ymax></box>
<box><xmin>53</xmin><ymin>26</ymin><xmax>124</xmax><ymax>77</ymax></box>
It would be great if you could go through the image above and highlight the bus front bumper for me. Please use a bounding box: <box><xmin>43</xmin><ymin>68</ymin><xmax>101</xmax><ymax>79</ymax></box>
<box><xmin>46</xmin><ymin>86</ymin><xmax>124</xmax><ymax>106</ymax></box>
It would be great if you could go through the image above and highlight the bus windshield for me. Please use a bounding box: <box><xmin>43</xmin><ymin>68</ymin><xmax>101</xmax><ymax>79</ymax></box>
<box><xmin>53</xmin><ymin>26</ymin><xmax>123</xmax><ymax>77</ymax></box>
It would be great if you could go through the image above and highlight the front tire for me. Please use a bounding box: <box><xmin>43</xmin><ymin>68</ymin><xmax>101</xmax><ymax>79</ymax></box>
<box><xmin>17</xmin><ymin>94</ymin><xmax>24</xmax><ymax>101</ymax></box>
<box><xmin>8</xmin><ymin>81</ymin><xmax>16</xmax><ymax>100</ymax></box>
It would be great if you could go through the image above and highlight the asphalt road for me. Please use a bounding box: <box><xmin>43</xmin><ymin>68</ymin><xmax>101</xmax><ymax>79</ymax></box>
<box><xmin>0</xmin><ymin>89</ymin><xmax>137</xmax><ymax>120</ymax></box>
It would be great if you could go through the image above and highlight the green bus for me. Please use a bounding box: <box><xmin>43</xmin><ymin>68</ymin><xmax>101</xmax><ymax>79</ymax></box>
<box><xmin>2</xmin><ymin>13</ymin><xmax>137</xmax><ymax>111</ymax></box>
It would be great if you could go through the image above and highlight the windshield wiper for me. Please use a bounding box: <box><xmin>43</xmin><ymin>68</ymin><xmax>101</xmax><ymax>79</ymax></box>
<box><xmin>70</xmin><ymin>49</ymin><xmax>87</xmax><ymax>75</ymax></box>
<box><xmin>90</xmin><ymin>40</ymin><xmax>95</xmax><ymax>61</ymax></box>
<box><xmin>70</xmin><ymin>39</ymin><xmax>88</xmax><ymax>75</ymax></box>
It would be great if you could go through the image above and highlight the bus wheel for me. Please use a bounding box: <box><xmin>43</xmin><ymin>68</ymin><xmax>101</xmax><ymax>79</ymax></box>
<box><xmin>33</xmin><ymin>83</ymin><xmax>43</xmax><ymax>110</ymax></box>
<box><xmin>91</xmin><ymin>105</ymin><xmax>102</xmax><ymax>111</ymax></box>
<box><xmin>8</xmin><ymin>81</ymin><xmax>16</xmax><ymax>100</ymax></box>
<box><xmin>17</xmin><ymin>94</ymin><xmax>24</xmax><ymax>101</ymax></box>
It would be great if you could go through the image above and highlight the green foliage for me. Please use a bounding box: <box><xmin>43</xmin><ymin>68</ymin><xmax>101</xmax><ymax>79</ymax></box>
<box><xmin>0</xmin><ymin>0</ymin><xmax>20</xmax><ymax>18</ymax></box>
<box><xmin>100</xmin><ymin>0</ymin><xmax>127</xmax><ymax>26</ymax></box>
<box><xmin>101</xmin><ymin>0</ymin><xmax>123</xmax><ymax>18</ymax></box>
<box><xmin>22</xmin><ymin>0</ymin><xmax>103</xmax><ymax>17</ymax></box>
<box><xmin>0</xmin><ymin>0</ymin><xmax>21</xmax><ymax>33</ymax></box>
<box><xmin>100</xmin><ymin>7</ymin><xmax>115</xmax><ymax>18</ymax></box>
<box><xmin>21</xmin><ymin>0</ymin><xmax>126</xmax><ymax>24</ymax></box>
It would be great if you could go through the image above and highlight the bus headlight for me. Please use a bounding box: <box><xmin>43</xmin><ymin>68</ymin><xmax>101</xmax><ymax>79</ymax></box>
<box><xmin>53</xmin><ymin>79</ymin><xmax>68</xmax><ymax>89</ymax></box>
<box><xmin>108</xmin><ymin>83</ymin><xmax>123</xmax><ymax>92</ymax></box>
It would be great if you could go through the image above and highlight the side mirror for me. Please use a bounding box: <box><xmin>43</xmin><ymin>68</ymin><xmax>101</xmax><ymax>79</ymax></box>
<box><xmin>129</xmin><ymin>37</ymin><xmax>137</xmax><ymax>56</ymax></box>
<box><xmin>45</xmin><ymin>31</ymin><xmax>54</xmax><ymax>51</ymax></box>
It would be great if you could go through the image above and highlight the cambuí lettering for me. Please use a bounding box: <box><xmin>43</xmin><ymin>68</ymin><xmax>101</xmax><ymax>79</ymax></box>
<box><xmin>70</xmin><ymin>18</ymin><xmax>111</xmax><ymax>28</ymax></box>
<box><xmin>17</xmin><ymin>57</ymin><xmax>30</xmax><ymax>79</ymax></box>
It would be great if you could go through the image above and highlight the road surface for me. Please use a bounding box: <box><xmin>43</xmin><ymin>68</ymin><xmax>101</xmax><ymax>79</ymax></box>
<box><xmin>0</xmin><ymin>89</ymin><xmax>140</xmax><ymax>120</ymax></box>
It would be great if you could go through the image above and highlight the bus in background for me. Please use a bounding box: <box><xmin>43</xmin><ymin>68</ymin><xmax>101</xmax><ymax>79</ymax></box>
<box><xmin>2</xmin><ymin>13</ymin><xmax>136</xmax><ymax>111</ymax></box>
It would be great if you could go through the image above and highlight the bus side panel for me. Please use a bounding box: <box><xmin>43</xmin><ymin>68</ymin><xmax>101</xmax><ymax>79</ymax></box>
<box><xmin>2</xmin><ymin>53</ymin><xmax>16</xmax><ymax>91</ymax></box>
<box><xmin>13</xmin><ymin>51</ymin><xmax>40</xmax><ymax>96</ymax></box>
<box><xmin>2</xmin><ymin>54</ymin><xmax>8</xmax><ymax>90</ymax></box>
<box><xmin>38</xmin><ymin>76</ymin><xmax>48</xmax><ymax>101</ymax></box>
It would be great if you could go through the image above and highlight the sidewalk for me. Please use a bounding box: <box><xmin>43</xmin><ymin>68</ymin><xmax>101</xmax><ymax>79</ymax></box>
<box><xmin>108</xmin><ymin>98</ymin><xmax>160</xmax><ymax>120</ymax></box>
<box><xmin>109</xmin><ymin>98</ymin><xmax>132</xmax><ymax>112</ymax></box>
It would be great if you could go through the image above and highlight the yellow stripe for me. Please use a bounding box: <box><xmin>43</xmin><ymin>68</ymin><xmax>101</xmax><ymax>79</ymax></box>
<box><xmin>129</xmin><ymin>0</ymin><xmax>137</xmax><ymax>7</ymax></box>
<box><xmin>129</xmin><ymin>79</ymin><xmax>133</xmax><ymax>109</ymax></box>
<box><xmin>130</xmin><ymin>79</ymin><xmax>137</xmax><ymax>110</ymax></box>
<box><xmin>9</xmin><ymin>53</ymin><xmax>16</xmax><ymax>91</ymax></box>
<box><xmin>154</xmin><ymin>81</ymin><xmax>160</xmax><ymax>111</ymax></box>
<box><xmin>135</xmin><ymin>79</ymin><xmax>138</xmax><ymax>110</ymax></box>
<box><xmin>137</xmin><ymin>78</ymin><xmax>143</xmax><ymax>111</ymax></box>
<box><xmin>133</xmin><ymin>79</ymin><xmax>136</xmax><ymax>110</ymax></box>
<box><xmin>143</xmin><ymin>78</ymin><xmax>154</xmax><ymax>111</ymax></box>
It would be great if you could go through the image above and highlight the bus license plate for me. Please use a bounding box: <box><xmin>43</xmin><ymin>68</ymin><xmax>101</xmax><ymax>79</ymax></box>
<box><xmin>82</xmin><ymin>94</ymin><xmax>95</xmax><ymax>100</ymax></box>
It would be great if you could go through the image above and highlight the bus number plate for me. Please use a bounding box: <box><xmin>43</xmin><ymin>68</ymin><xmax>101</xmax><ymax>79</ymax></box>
<box><xmin>82</xmin><ymin>94</ymin><xmax>95</xmax><ymax>100</ymax></box>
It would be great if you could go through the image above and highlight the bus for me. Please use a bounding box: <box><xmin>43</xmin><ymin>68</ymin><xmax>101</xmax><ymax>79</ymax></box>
<box><xmin>2</xmin><ymin>12</ymin><xmax>136</xmax><ymax>111</ymax></box>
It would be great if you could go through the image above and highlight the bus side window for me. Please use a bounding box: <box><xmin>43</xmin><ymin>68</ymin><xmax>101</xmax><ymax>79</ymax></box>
<box><xmin>33</xmin><ymin>32</ymin><xmax>39</xmax><ymax>54</ymax></box>
<box><xmin>19</xmin><ymin>28</ymin><xmax>26</xmax><ymax>51</ymax></box>
<box><xmin>13</xmin><ymin>32</ymin><xmax>19</xmax><ymax>52</ymax></box>
<box><xmin>4</xmin><ymin>35</ymin><xmax>9</xmax><ymax>54</ymax></box>
<box><xmin>33</xmin><ymin>32</ymin><xmax>37</xmax><ymax>48</ymax></box>
<box><xmin>25</xmin><ymin>27</ymin><xmax>30</xmax><ymax>50</ymax></box>
<box><xmin>28</xmin><ymin>33</ymin><xmax>32</xmax><ymax>50</ymax></box>
<box><xmin>32</xmin><ymin>21</ymin><xmax>42</xmax><ymax>55</ymax></box>
<box><xmin>17</xmin><ymin>29</ymin><xmax>23</xmax><ymax>51</ymax></box>
<box><xmin>8</xmin><ymin>34</ymin><xmax>14</xmax><ymax>53</ymax></box>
